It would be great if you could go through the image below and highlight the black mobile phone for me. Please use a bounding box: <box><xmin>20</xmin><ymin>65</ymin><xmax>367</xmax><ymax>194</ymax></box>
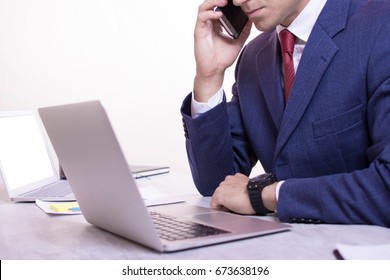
<box><xmin>216</xmin><ymin>0</ymin><xmax>248</xmax><ymax>39</ymax></box>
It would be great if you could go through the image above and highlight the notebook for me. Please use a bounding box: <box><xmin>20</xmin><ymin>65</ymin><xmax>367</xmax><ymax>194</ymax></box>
<box><xmin>38</xmin><ymin>100</ymin><xmax>290</xmax><ymax>252</ymax></box>
<box><xmin>130</xmin><ymin>164</ymin><xmax>170</xmax><ymax>179</ymax></box>
<box><xmin>60</xmin><ymin>163</ymin><xmax>170</xmax><ymax>179</ymax></box>
<box><xmin>0</xmin><ymin>110</ymin><xmax>75</xmax><ymax>202</ymax></box>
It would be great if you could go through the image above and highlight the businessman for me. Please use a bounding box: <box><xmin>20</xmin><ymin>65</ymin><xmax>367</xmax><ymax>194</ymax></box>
<box><xmin>181</xmin><ymin>0</ymin><xmax>390</xmax><ymax>227</ymax></box>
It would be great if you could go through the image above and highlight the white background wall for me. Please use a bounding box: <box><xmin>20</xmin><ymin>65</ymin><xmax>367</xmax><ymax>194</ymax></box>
<box><xmin>0</xmin><ymin>0</ymin><xmax>261</xmax><ymax>176</ymax></box>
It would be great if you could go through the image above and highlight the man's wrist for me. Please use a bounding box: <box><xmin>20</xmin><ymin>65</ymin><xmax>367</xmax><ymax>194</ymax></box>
<box><xmin>191</xmin><ymin>87</ymin><xmax>224</xmax><ymax>118</ymax></box>
<box><xmin>262</xmin><ymin>182</ymin><xmax>278</xmax><ymax>212</ymax></box>
<box><xmin>193</xmin><ymin>74</ymin><xmax>224</xmax><ymax>102</ymax></box>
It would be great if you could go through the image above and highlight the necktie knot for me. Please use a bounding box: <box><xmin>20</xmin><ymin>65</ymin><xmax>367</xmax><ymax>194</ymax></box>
<box><xmin>280</xmin><ymin>29</ymin><xmax>295</xmax><ymax>54</ymax></box>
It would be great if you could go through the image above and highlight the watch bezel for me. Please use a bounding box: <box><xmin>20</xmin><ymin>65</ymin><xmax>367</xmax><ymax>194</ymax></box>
<box><xmin>248</xmin><ymin>173</ymin><xmax>276</xmax><ymax>186</ymax></box>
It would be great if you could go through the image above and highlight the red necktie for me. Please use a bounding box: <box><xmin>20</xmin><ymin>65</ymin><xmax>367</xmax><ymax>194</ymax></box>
<box><xmin>279</xmin><ymin>29</ymin><xmax>295</xmax><ymax>103</ymax></box>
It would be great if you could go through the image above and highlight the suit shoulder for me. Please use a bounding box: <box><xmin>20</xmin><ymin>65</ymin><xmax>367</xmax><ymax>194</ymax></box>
<box><xmin>243</xmin><ymin>30</ymin><xmax>277</xmax><ymax>55</ymax></box>
<box><xmin>346</xmin><ymin>0</ymin><xmax>390</xmax><ymax>40</ymax></box>
<box><xmin>350</xmin><ymin>0</ymin><xmax>390</xmax><ymax>20</ymax></box>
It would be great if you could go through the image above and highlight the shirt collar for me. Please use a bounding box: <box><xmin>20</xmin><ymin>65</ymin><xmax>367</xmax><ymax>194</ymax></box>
<box><xmin>276</xmin><ymin>0</ymin><xmax>327</xmax><ymax>43</ymax></box>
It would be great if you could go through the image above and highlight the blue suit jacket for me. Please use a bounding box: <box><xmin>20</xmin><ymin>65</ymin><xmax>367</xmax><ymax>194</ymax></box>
<box><xmin>181</xmin><ymin>0</ymin><xmax>390</xmax><ymax>227</ymax></box>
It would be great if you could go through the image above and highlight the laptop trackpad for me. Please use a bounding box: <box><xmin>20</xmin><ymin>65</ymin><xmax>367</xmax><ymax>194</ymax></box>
<box><xmin>191</xmin><ymin>211</ymin><xmax>243</xmax><ymax>224</ymax></box>
<box><xmin>190</xmin><ymin>211</ymin><xmax>287</xmax><ymax>233</ymax></box>
<box><xmin>150</xmin><ymin>204</ymin><xmax>283</xmax><ymax>233</ymax></box>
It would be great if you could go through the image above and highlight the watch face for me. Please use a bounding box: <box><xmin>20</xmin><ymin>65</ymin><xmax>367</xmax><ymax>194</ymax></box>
<box><xmin>250</xmin><ymin>173</ymin><xmax>276</xmax><ymax>183</ymax></box>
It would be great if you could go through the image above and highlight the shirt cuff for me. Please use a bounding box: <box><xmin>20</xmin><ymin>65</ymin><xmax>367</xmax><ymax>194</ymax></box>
<box><xmin>191</xmin><ymin>87</ymin><xmax>224</xmax><ymax>118</ymax></box>
<box><xmin>275</xmin><ymin>181</ymin><xmax>285</xmax><ymax>201</ymax></box>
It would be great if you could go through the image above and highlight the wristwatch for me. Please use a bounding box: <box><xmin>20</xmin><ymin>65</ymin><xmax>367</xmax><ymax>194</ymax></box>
<box><xmin>247</xmin><ymin>173</ymin><xmax>276</xmax><ymax>215</ymax></box>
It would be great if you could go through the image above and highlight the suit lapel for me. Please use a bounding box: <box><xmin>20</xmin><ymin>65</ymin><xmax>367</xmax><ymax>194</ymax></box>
<box><xmin>273</xmin><ymin>0</ymin><xmax>350</xmax><ymax>161</ymax></box>
<box><xmin>256</xmin><ymin>33</ymin><xmax>285</xmax><ymax>131</ymax></box>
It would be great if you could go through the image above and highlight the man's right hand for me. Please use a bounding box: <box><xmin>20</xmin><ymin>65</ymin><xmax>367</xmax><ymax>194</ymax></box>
<box><xmin>193</xmin><ymin>0</ymin><xmax>251</xmax><ymax>102</ymax></box>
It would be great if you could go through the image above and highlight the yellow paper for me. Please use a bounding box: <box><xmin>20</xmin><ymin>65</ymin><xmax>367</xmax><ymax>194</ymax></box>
<box><xmin>49</xmin><ymin>202</ymin><xmax>79</xmax><ymax>212</ymax></box>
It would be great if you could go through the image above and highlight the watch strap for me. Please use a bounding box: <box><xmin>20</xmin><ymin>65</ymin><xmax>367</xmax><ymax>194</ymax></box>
<box><xmin>247</xmin><ymin>173</ymin><xmax>276</xmax><ymax>215</ymax></box>
<box><xmin>248</xmin><ymin>184</ymin><xmax>270</xmax><ymax>215</ymax></box>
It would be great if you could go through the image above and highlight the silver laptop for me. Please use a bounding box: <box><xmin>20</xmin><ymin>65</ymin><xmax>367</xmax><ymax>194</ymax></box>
<box><xmin>38</xmin><ymin>100</ymin><xmax>290</xmax><ymax>252</ymax></box>
<box><xmin>0</xmin><ymin>110</ymin><xmax>75</xmax><ymax>202</ymax></box>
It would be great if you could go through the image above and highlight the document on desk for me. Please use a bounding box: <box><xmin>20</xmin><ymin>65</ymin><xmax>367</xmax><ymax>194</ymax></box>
<box><xmin>35</xmin><ymin>199</ymin><xmax>82</xmax><ymax>215</ymax></box>
<box><xmin>35</xmin><ymin>187</ymin><xmax>184</xmax><ymax>215</ymax></box>
<box><xmin>336</xmin><ymin>243</ymin><xmax>390</xmax><ymax>260</ymax></box>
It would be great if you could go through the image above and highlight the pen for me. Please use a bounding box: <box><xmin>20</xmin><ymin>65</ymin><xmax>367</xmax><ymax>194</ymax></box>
<box><xmin>68</xmin><ymin>207</ymin><xmax>81</xmax><ymax>211</ymax></box>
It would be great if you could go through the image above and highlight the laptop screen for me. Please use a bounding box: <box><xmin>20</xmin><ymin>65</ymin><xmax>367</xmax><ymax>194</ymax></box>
<box><xmin>0</xmin><ymin>113</ymin><xmax>55</xmax><ymax>190</ymax></box>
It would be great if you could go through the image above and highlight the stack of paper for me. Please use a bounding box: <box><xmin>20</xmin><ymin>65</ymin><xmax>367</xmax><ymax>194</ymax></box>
<box><xmin>336</xmin><ymin>243</ymin><xmax>390</xmax><ymax>259</ymax></box>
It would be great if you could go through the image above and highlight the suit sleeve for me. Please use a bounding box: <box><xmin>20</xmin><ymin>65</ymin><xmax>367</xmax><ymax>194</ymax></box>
<box><xmin>181</xmin><ymin>89</ymin><xmax>257</xmax><ymax>196</ymax></box>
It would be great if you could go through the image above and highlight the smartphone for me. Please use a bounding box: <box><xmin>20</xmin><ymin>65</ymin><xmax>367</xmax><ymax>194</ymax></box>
<box><xmin>216</xmin><ymin>0</ymin><xmax>248</xmax><ymax>39</ymax></box>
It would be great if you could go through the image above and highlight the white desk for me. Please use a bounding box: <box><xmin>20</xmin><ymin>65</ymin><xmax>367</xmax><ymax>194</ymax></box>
<box><xmin>1</xmin><ymin>172</ymin><xmax>390</xmax><ymax>260</ymax></box>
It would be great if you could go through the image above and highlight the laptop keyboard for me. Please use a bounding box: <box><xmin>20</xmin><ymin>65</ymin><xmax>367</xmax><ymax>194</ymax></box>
<box><xmin>150</xmin><ymin>211</ymin><xmax>230</xmax><ymax>241</ymax></box>
<box><xmin>22</xmin><ymin>180</ymin><xmax>72</xmax><ymax>198</ymax></box>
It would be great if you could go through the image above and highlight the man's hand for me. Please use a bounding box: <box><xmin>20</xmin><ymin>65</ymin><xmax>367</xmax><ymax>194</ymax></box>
<box><xmin>210</xmin><ymin>173</ymin><xmax>255</xmax><ymax>214</ymax></box>
<box><xmin>210</xmin><ymin>173</ymin><xmax>278</xmax><ymax>214</ymax></box>
<box><xmin>193</xmin><ymin>0</ymin><xmax>252</xmax><ymax>102</ymax></box>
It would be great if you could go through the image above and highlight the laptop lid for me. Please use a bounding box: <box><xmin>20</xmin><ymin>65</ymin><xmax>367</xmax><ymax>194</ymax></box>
<box><xmin>38</xmin><ymin>100</ymin><xmax>290</xmax><ymax>252</ymax></box>
<box><xmin>0</xmin><ymin>110</ymin><xmax>74</xmax><ymax>201</ymax></box>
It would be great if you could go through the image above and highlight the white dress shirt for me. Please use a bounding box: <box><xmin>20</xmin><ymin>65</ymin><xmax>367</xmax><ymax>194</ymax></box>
<box><xmin>190</xmin><ymin>0</ymin><xmax>328</xmax><ymax>200</ymax></box>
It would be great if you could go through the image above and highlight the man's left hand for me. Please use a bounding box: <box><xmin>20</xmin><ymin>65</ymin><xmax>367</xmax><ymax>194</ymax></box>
<box><xmin>210</xmin><ymin>173</ymin><xmax>256</xmax><ymax>214</ymax></box>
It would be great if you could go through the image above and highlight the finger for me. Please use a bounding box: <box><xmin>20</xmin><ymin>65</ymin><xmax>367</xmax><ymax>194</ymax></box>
<box><xmin>242</xmin><ymin>20</ymin><xmax>253</xmax><ymax>36</ymax></box>
<box><xmin>197</xmin><ymin>0</ymin><xmax>227</xmax><ymax>25</ymax></box>
<box><xmin>210</xmin><ymin>195</ymin><xmax>222</xmax><ymax>210</ymax></box>
<box><xmin>210</xmin><ymin>187</ymin><xmax>225</xmax><ymax>209</ymax></box>
<box><xmin>210</xmin><ymin>199</ymin><xmax>231</xmax><ymax>212</ymax></box>
<box><xmin>198</xmin><ymin>0</ymin><xmax>227</xmax><ymax>13</ymax></box>
<box><xmin>197</xmin><ymin>10</ymin><xmax>223</xmax><ymax>24</ymax></box>
<box><xmin>218</xmin><ymin>205</ymin><xmax>231</xmax><ymax>212</ymax></box>
<box><xmin>212</xmin><ymin>23</ymin><xmax>224</xmax><ymax>35</ymax></box>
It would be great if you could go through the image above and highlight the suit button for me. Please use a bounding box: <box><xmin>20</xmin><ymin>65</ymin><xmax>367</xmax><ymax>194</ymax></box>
<box><xmin>182</xmin><ymin>120</ymin><xmax>189</xmax><ymax>138</ymax></box>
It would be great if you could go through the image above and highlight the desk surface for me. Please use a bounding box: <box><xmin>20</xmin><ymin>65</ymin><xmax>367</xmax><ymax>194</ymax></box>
<box><xmin>1</xmin><ymin>172</ymin><xmax>390</xmax><ymax>260</ymax></box>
